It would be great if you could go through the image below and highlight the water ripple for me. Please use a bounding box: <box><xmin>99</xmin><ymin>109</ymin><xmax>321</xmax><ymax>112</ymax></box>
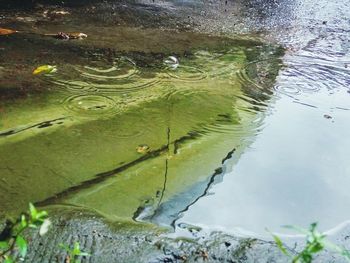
<box><xmin>63</xmin><ymin>94</ymin><xmax>120</xmax><ymax>117</ymax></box>
<box><xmin>46</xmin><ymin>57</ymin><xmax>160</xmax><ymax>95</ymax></box>
<box><xmin>274</xmin><ymin>55</ymin><xmax>350</xmax><ymax>98</ymax></box>
<box><xmin>238</xmin><ymin>59</ymin><xmax>280</xmax><ymax>89</ymax></box>
<box><xmin>166</xmin><ymin>65</ymin><xmax>207</xmax><ymax>82</ymax></box>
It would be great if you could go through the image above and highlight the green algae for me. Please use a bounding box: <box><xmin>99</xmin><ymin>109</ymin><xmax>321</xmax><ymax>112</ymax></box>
<box><xmin>0</xmin><ymin>33</ymin><xmax>282</xmax><ymax>226</ymax></box>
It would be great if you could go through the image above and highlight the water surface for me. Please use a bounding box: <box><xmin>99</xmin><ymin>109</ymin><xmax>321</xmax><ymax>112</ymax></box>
<box><xmin>0</xmin><ymin>26</ymin><xmax>282</xmax><ymax>225</ymax></box>
<box><xmin>1</xmin><ymin>0</ymin><xmax>350</xmax><ymax>243</ymax></box>
<box><xmin>175</xmin><ymin>0</ymin><xmax>350</xmax><ymax>238</ymax></box>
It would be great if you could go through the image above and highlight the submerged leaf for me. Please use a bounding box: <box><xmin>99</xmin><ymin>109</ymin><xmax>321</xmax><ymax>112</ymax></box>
<box><xmin>33</xmin><ymin>65</ymin><xmax>57</xmax><ymax>75</ymax></box>
<box><xmin>0</xmin><ymin>28</ymin><xmax>17</xmax><ymax>35</ymax></box>
<box><xmin>136</xmin><ymin>144</ymin><xmax>150</xmax><ymax>154</ymax></box>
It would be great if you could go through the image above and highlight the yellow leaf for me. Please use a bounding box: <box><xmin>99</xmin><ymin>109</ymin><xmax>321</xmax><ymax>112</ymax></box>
<box><xmin>136</xmin><ymin>144</ymin><xmax>150</xmax><ymax>154</ymax></box>
<box><xmin>33</xmin><ymin>65</ymin><xmax>57</xmax><ymax>75</ymax></box>
<box><xmin>0</xmin><ymin>28</ymin><xmax>17</xmax><ymax>35</ymax></box>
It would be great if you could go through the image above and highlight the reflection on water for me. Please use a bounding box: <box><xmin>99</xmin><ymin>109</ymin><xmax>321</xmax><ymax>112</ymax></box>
<box><xmin>177</xmin><ymin>21</ymin><xmax>350</xmax><ymax>238</ymax></box>
<box><xmin>0</xmin><ymin>32</ymin><xmax>282</xmax><ymax>225</ymax></box>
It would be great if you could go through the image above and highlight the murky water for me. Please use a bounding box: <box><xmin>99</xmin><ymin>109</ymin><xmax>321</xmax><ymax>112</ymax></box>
<box><xmin>1</xmin><ymin>0</ymin><xmax>350</xmax><ymax>244</ymax></box>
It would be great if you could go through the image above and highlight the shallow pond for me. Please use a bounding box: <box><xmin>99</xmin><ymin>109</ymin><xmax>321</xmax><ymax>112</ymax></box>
<box><xmin>1</xmin><ymin>0</ymin><xmax>350</xmax><ymax>245</ymax></box>
<box><xmin>0</xmin><ymin>27</ymin><xmax>282</xmax><ymax>222</ymax></box>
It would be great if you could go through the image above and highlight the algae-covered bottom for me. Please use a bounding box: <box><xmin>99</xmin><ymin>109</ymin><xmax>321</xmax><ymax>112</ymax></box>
<box><xmin>0</xmin><ymin>27</ymin><xmax>282</xmax><ymax>230</ymax></box>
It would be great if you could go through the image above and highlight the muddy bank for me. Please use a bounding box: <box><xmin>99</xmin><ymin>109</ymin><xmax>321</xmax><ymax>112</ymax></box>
<box><xmin>14</xmin><ymin>206</ymin><xmax>349</xmax><ymax>263</ymax></box>
<box><xmin>0</xmin><ymin>0</ymin><xmax>293</xmax><ymax>37</ymax></box>
<box><xmin>20</xmin><ymin>207</ymin><xmax>291</xmax><ymax>263</ymax></box>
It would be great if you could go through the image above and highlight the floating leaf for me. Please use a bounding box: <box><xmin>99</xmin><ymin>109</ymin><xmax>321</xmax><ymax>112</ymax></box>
<box><xmin>0</xmin><ymin>28</ymin><xmax>17</xmax><ymax>35</ymax></box>
<box><xmin>33</xmin><ymin>65</ymin><xmax>57</xmax><ymax>75</ymax></box>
